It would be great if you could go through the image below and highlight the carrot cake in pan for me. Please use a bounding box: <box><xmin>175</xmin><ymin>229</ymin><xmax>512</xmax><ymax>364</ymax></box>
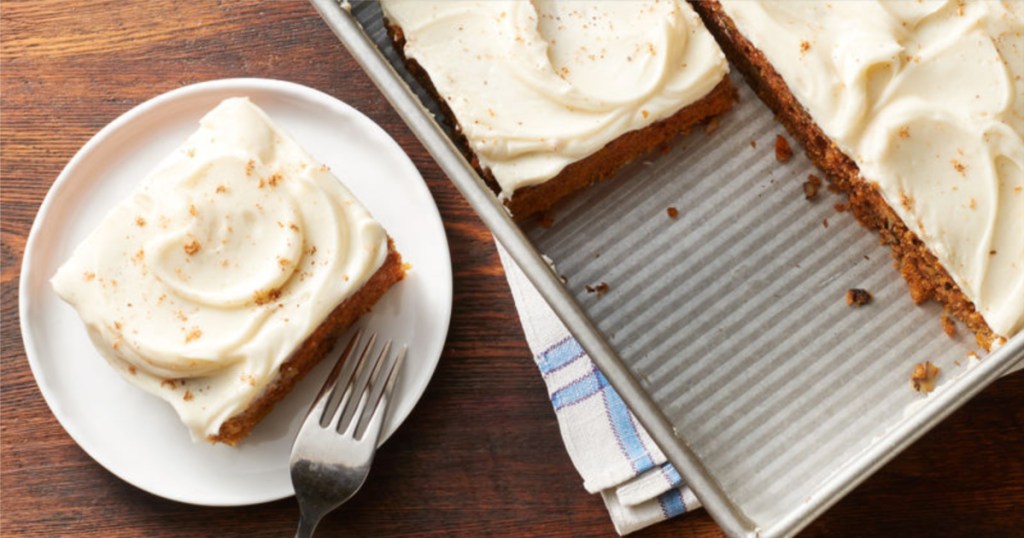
<box><xmin>51</xmin><ymin>97</ymin><xmax>405</xmax><ymax>444</ymax></box>
<box><xmin>692</xmin><ymin>0</ymin><xmax>1023</xmax><ymax>348</ymax></box>
<box><xmin>381</xmin><ymin>0</ymin><xmax>737</xmax><ymax>220</ymax></box>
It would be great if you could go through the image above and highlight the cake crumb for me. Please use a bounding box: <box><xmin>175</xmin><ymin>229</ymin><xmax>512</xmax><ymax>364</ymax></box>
<box><xmin>750</xmin><ymin>140</ymin><xmax>757</xmax><ymax>148</ymax></box>
<box><xmin>253</xmin><ymin>288</ymin><xmax>282</xmax><ymax>306</ymax></box>
<box><xmin>641</xmin><ymin>109</ymin><xmax>650</xmax><ymax>119</ymax></box>
<box><xmin>774</xmin><ymin>135</ymin><xmax>793</xmax><ymax>163</ymax></box>
<box><xmin>83</xmin><ymin>272</ymin><xmax>96</xmax><ymax>282</ymax></box>
<box><xmin>189</xmin><ymin>204</ymin><xmax>197</xmax><ymax>217</ymax></box>
<box><xmin>799</xmin><ymin>40</ymin><xmax>811</xmax><ymax>53</ymax></box>
<box><xmin>183</xmin><ymin>240</ymin><xmax>201</xmax><ymax>255</ymax></box>
<box><xmin>268</xmin><ymin>172</ymin><xmax>283</xmax><ymax>187</ymax></box>
<box><xmin>127</xmin><ymin>365</ymin><xmax>137</xmax><ymax>375</ymax></box>
<box><xmin>910</xmin><ymin>361</ymin><xmax>940</xmax><ymax>393</ymax></box>
<box><xmin>585</xmin><ymin>282</ymin><xmax>610</xmax><ymax>297</ymax></box>
<box><xmin>941</xmin><ymin>314</ymin><xmax>956</xmax><ymax>337</ymax></box>
<box><xmin>822</xmin><ymin>218</ymin><xmax>829</xmax><ymax>228</ymax></box>
<box><xmin>834</xmin><ymin>202</ymin><xmax>848</xmax><ymax>212</ymax></box>
<box><xmin>846</xmin><ymin>288</ymin><xmax>872</xmax><ymax>307</ymax></box>
<box><xmin>216</xmin><ymin>185</ymin><xmax>227</xmax><ymax>194</ymax></box>
<box><xmin>666</xmin><ymin>206</ymin><xmax>680</xmax><ymax>219</ymax></box>
<box><xmin>951</xmin><ymin>159</ymin><xmax>967</xmax><ymax>175</ymax></box>
<box><xmin>899</xmin><ymin>192</ymin><xmax>915</xmax><ymax>211</ymax></box>
<box><xmin>185</xmin><ymin>327</ymin><xmax>203</xmax><ymax>343</ymax></box>
<box><xmin>183</xmin><ymin>390</ymin><xmax>195</xmax><ymax>401</ymax></box>
<box><xmin>803</xmin><ymin>174</ymin><xmax>821</xmax><ymax>200</ymax></box>
<box><xmin>245</xmin><ymin>160</ymin><xmax>255</xmax><ymax>176</ymax></box>
<box><xmin>135</xmin><ymin>217</ymin><xmax>146</xmax><ymax>227</ymax></box>
<box><xmin>898</xmin><ymin>126</ymin><xmax>910</xmax><ymax>139</ymax></box>
<box><xmin>537</xmin><ymin>212</ymin><xmax>555</xmax><ymax>228</ymax></box>
<box><xmin>161</xmin><ymin>379</ymin><xmax>178</xmax><ymax>390</ymax></box>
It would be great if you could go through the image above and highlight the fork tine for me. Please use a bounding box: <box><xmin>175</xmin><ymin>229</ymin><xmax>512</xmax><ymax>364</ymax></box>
<box><xmin>319</xmin><ymin>331</ymin><xmax>375</xmax><ymax>428</ymax></box>
<box><xmin>336</xmin><ymin>339</ymin><xmax>391</xmax><ymax>434</ymax></box>
<box><xmin>354</xmin><ymin>345</ymin><xmax>406</xmax><ymax>440</ymax></box>
<box><xmin>303</xmin><ymin>329</ymin><xmax>360</xmax><ymax>426</ymax></box>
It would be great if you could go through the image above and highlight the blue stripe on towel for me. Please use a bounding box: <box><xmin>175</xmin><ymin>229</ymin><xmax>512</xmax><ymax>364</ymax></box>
<box><xmin>602</xmin><ymin>375</ymin><xmax>655</xmax><ymax>474</ymax></box>
<box><xmin>661</xmin><ymin>463</ymin><xmax>682</xmax><ymax>486</ymax></box>
<box><xmin>551</xmin><ymin>367</ymin><xmax>608</xmax><ymax>410</ymax></box>
<box><xmin>657</xmin><ymin>488</ymin><xmax>687</xmax><ymax>518</ymax></box>
<box><xmin>537</xmin><ymin>337</ymin><xmax>585</xmax><ymax>376</ymax></box>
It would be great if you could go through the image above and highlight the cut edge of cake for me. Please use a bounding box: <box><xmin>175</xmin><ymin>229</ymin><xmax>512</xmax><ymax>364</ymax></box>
<box><xmin>689</xmin><ymin>1</ymin><xmax>1000</xmax><ymax>350</ymax></box>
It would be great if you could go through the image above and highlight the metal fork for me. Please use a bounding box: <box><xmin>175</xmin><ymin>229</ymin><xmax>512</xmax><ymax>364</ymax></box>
<box><xmin>289</xmin><ymin>330</ymin><xmax>406</xmax><ymax>538</ymax></box>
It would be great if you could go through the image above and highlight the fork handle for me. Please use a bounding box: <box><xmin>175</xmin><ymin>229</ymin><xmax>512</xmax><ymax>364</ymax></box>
<box><xmin>295</xmin><ymin>511</ymin><xmax>321</xmax><ymax>538</ymax></box>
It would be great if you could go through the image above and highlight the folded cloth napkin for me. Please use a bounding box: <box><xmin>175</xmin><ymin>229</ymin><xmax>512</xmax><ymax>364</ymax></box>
<box><xmin>496</xmin><ymin>243</ymin><xmax>701</xmax><ymax>535</ymax></box>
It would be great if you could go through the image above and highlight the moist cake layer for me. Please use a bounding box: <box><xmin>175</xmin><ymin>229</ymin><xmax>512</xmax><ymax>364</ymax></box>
<box><xmin>381</xmin><ymin>0</ymin><xmax>732</xmax><ymax>218</ymax></box>
<box><xmin>51</xmin><ymin>97</ymin><xmax>394</xmax><ymax>441</ymax></box>
<box><xmin>710</xmin><ymin>0</ymin><xmax>1024</xmax><ymax>341</ymax></box>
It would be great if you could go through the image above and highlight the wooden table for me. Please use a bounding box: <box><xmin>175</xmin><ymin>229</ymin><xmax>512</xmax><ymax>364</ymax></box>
<box><xmin>2</xmin><ymin>2</ymin><xmax>1021</xmax><ymax>536</ymax></box>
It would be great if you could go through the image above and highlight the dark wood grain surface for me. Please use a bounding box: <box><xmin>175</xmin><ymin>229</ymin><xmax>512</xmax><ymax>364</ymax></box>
<box><xmin>2</xmin><ymin>2</ymin><xmax>1021</xmax><ymax>536</ymax></box>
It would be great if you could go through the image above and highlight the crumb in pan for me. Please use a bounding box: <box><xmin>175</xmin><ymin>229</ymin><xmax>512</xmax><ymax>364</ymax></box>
<box><xmin>846</xmin><ymin>288</ymin><xmax>872</xmax><ymax>307</ymax></box>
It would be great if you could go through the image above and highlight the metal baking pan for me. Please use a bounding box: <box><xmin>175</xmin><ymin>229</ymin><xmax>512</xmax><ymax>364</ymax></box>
<box><xmin>311</xmin><ymin>1</ymin><xmax>1024</xmax><ymax>536</ymax></box>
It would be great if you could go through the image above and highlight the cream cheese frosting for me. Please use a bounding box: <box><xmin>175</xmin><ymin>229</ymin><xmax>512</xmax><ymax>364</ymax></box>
<box><xmin>719</xmin><ymin>0</ymin><xmax>1024</xmax><ymax>337</ymax></box>
<box><xmin>381</xmin><ymin>0</ymin><xmax>729</xmax><ymax>198</ymax></box>
<box><xmin>51</xmin><ymin>97</ymin><xmax>389</xmax><ymax>441</ymax></box>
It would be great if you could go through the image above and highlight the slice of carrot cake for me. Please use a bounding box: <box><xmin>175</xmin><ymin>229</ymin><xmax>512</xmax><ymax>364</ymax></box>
<box><xmin>382</xmin><ymin>0</ymin><xmax>737</xmax><ymax>220</ymax></box>
<box><xmin>692</xmin><ymin>0</ymin><xmax>1023</xmax><ymax>347</ymax></box>
<box><xmin>51</xmin><ymin>97</ymin><xmax>405</xmax><ymax>444</ymax></box>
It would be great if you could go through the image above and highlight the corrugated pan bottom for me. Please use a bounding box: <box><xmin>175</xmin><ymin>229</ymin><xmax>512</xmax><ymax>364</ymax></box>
<box><xmin>525</xmin><ymin>72</ymin><xmax>1016</xmax><ymax>526</ymax></box>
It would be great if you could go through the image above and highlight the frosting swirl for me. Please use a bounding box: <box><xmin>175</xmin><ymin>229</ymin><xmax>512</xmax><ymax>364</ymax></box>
<box><xmin>51</xmin><ymin>98</ymin><xmax>388</xmax><ymax>439</ymax></box>
<box><xmin>381</xmin><ymin>0</ymin><xmax>728</xmax><ymax>197</ymax></box>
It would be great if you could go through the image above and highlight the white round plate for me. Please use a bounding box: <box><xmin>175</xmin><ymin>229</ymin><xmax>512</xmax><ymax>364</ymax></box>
<box><xmin>19</xmin><ymin>79</ymin><xmax>452</xmax><ymax>506</ymax></box>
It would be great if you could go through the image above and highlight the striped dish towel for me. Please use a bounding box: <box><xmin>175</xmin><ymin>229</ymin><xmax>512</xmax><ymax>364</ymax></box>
<box><xmin>496</xmin><ymin>244</ymin><xmax>701</xmax><ymax>535</ymax></box>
